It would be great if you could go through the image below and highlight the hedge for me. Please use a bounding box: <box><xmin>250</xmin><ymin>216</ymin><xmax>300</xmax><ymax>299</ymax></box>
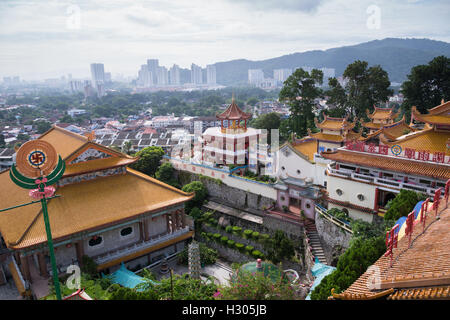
<box><xmin>220</xmin><ymin>236</ymin><xmax>229</xmax><ymax>245</ymax></box>
<box><xmin>243</xmin><ymin>229</ymin><xmax>253</xmax><ymax>239</ymax></box>
<box><xmin>225</xmin><ymin>226</ymin><xmax>233</xmax><ymax>233</ymax></box>
<box><xmin>232</xmin><ymin>226</ymin><xmax>242</xmax><ymax>235</ymax></box>
<box><xmin>206</xmin><ymin>232</ymin><xmax>214</xmax><ymax>239</ymax></box>
<box><xmin>259</xmin><ymin>233</ymin><xmax>270</xmax><ymax>243</ymax></box>
<box><xmin>234</xmin><ymin>243</ymin><xmax>244</xmax><ymax>251</ymax></box>
<box><xmin>213</xmin><ymin>233</ymin><xmax>221</xmax><ymax>242</ymax></box>
<box><xmin>227</xmin><ymin>240</ymin><xmax>235</xmax><ymax>248</ymax></box>
<box><xmin>251</xmin><ymin>250</ymin><xmax>264</xmax><ymax>259</ymax></box>
<box><xmin>245</xmin><ymin>245</ymin><xmax>254</xmax><ymax>253</ymax></box>
<box><xmin>252</xmin><ymin>231</ymin><xmax>260</xmax><ymax>240</ymax></box>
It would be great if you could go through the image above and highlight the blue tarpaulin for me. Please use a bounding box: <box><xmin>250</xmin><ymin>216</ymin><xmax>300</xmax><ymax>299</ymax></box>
<box><xmin>102</xmin><ymin>263</ymin><xmax>159</xmax><ymax>291</ymax></box>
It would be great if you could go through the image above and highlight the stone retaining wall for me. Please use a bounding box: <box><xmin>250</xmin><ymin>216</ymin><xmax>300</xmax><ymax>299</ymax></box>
<box><xmin>314</xmin><ymin>210</ymin><xmax>352</xmax><ymax>266</ymax></box>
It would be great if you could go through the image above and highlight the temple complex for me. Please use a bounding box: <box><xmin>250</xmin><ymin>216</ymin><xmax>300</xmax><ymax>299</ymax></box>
<box><xmin>0</xmin><ymin>126</ymin><xmax>194</xmax><ymax>298</ymax></box>
<box><xmin>322</xmin><ymin>101</ymin><xmax>450</xmax><ymax>223</ymax></box>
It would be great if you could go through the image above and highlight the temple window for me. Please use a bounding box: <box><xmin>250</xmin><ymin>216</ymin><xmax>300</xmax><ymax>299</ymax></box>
<box><xmin>281</xmin><ymin>166</ymin><xmax>285</xmax><ymax>171</ymax></box>
<box><xmin>357</xmin><ymin>194</ymin><xmax>365</xmax><ymax>201</ymax></box>
<box><xmin>88</xmin><ymin>236</ymin><xmax>103</xmax><ymax>247</ymax></box>
<box><xmin>296</xmin><ymin>169</ymin><xmax>301</xmax><ymax>175</ymax></box>
<box><xmin>336</xmin><ymin>189</ymin><xmax>343</xmax><ymax>196</ymax></box>
<box><xmin>120</xmin><ymin>227</ymin><xmax>133</xmax><ymax>237</ymax></box>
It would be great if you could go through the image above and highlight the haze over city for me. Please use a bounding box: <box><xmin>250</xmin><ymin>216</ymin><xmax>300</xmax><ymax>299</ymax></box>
<box><xmin>1</xmin><ymin>0</ymin><xmax>449</xmax><ymax>80</ymax></box>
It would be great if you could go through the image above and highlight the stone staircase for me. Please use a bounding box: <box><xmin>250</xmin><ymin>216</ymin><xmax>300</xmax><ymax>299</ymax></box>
<box><xmin>304</xmin><ymin>220</ymin><xmax>327</xmax><ymax>265</ymax></box>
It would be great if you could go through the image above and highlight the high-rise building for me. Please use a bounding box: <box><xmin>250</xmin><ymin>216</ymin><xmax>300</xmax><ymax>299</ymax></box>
<box><xmin>273</xmin><ymin>68</ymin><xmax>292</xmax><ymax>84</ymax></box>
<box><xmin>169</xmin><ymin>64</ymin><xmax>181</xmax><ymax>85</ymax></box>
<box><xmin>157</xmin><ymin>66</ymin><xmax>169</xmax><ymax>86</ymax></box>
<box><xmin>191</xmin><ymin>63</ymin><xmax>203</xmax><ymax>85</ymax></box>
<box><xmin>248</xmin><ymin>69</ymin><xmax>264</xmax><ymax>85</ymax></box>
<box><xmin>137</xmin><ymin>65</ymin><xmax>153</xmax><ymax>87</ymax></box>
<box><xmin>147</xmin><ymin>59</ymin><xmax>159</xmax><ymax>85</ymax></box>
<box><xmin>206</xmin><ymin>64</ymin><xmax>216</xmax><ymax>85</ymax></box>
<box><xmin>90</xmin><ymin>63</ymin><xmax>105</xmax><ymax>85</ymax></box>
<box><xmin>104</xmin><ymin>72</ymin><xmax>112</xmax><ymax>83</ymax></box>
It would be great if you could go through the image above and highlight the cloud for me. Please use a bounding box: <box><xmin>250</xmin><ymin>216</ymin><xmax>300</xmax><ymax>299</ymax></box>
<box><xmin>226</xmin><ymin>0</ymin><xmax>328</xmax><ymax>12</ymax></box>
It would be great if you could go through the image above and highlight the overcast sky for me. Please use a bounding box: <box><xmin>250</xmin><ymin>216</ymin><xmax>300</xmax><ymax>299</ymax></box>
<box><xmin>0</xmin><ymin>0</ymin><xmax>448</xmax><ymax>80</ymax></box>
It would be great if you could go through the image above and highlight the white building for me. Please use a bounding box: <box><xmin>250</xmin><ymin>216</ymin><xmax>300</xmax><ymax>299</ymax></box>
<box><xmin>138</xmin><ymin>65</ymin><xmax>153</xmax><ymax>87</ymax></box>
<box><xmin>169</xmin><ymin>64</ymin><xmax>181</xmax><ymax>85</ymax></box>
<box><xmin>147</xmin><ymin>59</ymin><xmax>159</xmax><ymax>85</ymax></box>
<box><xmin>157</xmin><ymin>66</ymin><xmax>169</xmax><ymax>86</ymax></box>
<box><xmin>273</xmin><ymin>69</ymin><xmax>292</xmax><ymax>85</ymax></box>
<box><xmin>206</xmin><ymin>65</ymin><xmax>217</xmax><ymax>85</ymax></box>
<box><xmin>90</xmin><ymin>63</ymin><xmax>105</xmax><ymax>85</ymax></box>
<box><xmin>248</xmin><ymin>69</ymin><xmax>264</xmax><ymax>85</ymax></box>
<box><xmin>191</xmin><ymin>64</ymin><xmax>203</xmax><ymax>85</ymax></box>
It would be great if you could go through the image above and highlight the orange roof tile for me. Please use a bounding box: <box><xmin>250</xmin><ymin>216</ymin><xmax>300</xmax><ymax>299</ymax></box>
<box><xmin>311</xmin><ymin>132</ymin><xmax>344</xmax><ymax>142</ymax></box>
<box><xmin>292</xmin><ymin>139</ymin><xmax>318</xmax><ymax>162</ymax></box>
<box><xmin>216</xmin><ymin>99</ymin><xmax>252</xmax><ymax>120</ymax></box>
<box><xmin>63</xmin><ymin>156</ymin><xmax>137</xmax><ymax>176</ymax></box>
<box><xmin>384</xmin><ymin>127</ymin><xmax>450</xmax><ymax>155</ymax></box>
<box><xmin>315</xmin><ymin>115</ymin><xmax>355</xmax><ymax>131</ymax></box>
<box><xmin>322</xmin><ymin>149</ymin><xmax>450</xmax><ymax>180</ymax></box>
<box><xmin>367</xmin><ymin>107</ymin><xmax>399</xmax><ymax>120</ymax></box>
<box><xmin>38</xmin><ymin>126</ymin><xmax>88</xmax><ymax>159</ymax></box>
<box><xmin>332</xmin><ymin>204</ymin><xmax>450</xmax><ymax>300</ymax></box>
<box><xmin>411</xmin><ymin>103</ymin><xmax>450</xmax><ymax>126</ymax></box>
<box><xmin>0</xmin><ymin>168</ymin><xmax>193</xmax><ymax>249</ymax></box>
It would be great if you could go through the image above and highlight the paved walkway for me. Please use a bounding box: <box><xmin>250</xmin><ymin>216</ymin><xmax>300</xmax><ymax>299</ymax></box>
<box><xmin>204</xmin><ymin>201</ymin><xmax>263</xmax><ymax>225</ymax></box>
<box><xmin>0</xmin><ymin>279</ymin><xmax>22</xmax><ymax>300</ymax></box>
<box><xmin>28</xmin><ymin>257</ymin><xmax>50</xmax><ymax>299</ymax></box>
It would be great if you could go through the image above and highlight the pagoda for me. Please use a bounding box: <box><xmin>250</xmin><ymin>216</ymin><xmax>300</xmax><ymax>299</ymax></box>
<box><xmin>312</xmin><ymin>115</ymin><xmax>360</xmax><ymax>153</ymax></box>
<box><xmin>362</xmin><ymin>106</ymin><xmax>399</xmax><ymax>134</ymax></box>
<box><xmin>201</xmin><ymin>96</ymin><xmax>268</xmax><ymax>171</ymax></box>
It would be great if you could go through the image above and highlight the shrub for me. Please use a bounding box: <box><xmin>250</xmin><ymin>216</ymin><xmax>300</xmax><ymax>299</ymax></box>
<box><xmin>252</xmin><ymin>231</ymin><xmax>260</xmax><ymax>240</ymax></box>
<box><xmin>227</xmin><ymin>240</ymin><xmax>235</xmax><ymax>248</ymax></box>
<box><xmin>206</xmin><ymin>232</ymin><xmax>214</xmax><ymax>239</ymax></box>
<box><xmin>252</xmin><ymin>250</ymin><xmax>264</xmax><ymax>259</ymax></box>
<box><xmin>235</xmin><ymin>243</ymin><xmax>245</xmax><ymax>252</ymax></box>
<box><xmin>209</xmin><ymin>217</ymin><xmax>217</xmax><ymax>226</ymax></box>
<box><xmin>220</xmin><ymin>236</ymin><xmax>229</xmax><ymax>245</ymax></box>
<box><xmin>264</xmin><ymin>230</ymin><xmax>295</xmax><ymax>264</ymax></box>
<box><xmin>200</xmin><ymin>232</ymin><xmax>207</xmax><ymax>238</ymax></box>
<box><xmin>202</xmin><ymin>211</ymin><xmax>213</xmax><ymax>220</ymax></box>
<box><xmin>189</xmin><ymin>207</ymin><xmax>203</xmax><ymax>220</ymax></box>
<box><xmin>259</xmin><ymin>233</ymin><xmax>270</xmax><ymax>244</ymax></box>
<box><xmin>245</xmin><ymin>245</ymin><xmax>254</xmax><ymax>253</ymax></box>
<box><xmin>213</xmin><ymin>233</ymin><xmax>221</xmax><ymax>242</ymax></box>
<box><xmin>232</xmin><ymin>226</ymin><xmax>242</xmax><ymax>235</ymax></box>
<box><xmin>243</xmin><ymin>229</ymin><xmax>253</xmax><ymax>239</ymax></box>
<box><xmin>384</xmin><ymin>189</ymin><xmax>427</xmax><ymax>221</ymax></box>
<box><xmin>178</xmin><ymin>243</ymin><xmax>218</xmax><ymax>266</ymax></box>
<box><xmin>225</xmin><ymin>226</ymin><xmax>233</xmax><ymax>233</ymax></box>
<box><xmin>182</xmin><ymin>181</ymin><xmax>208</xmax><ymax>213</ymax></box>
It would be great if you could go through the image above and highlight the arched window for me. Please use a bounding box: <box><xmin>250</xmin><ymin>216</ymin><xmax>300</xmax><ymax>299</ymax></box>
<box><xmin>88</xmin><ymin>236</ymin><xmax>103</xmax><ymax>247</ymax></box>
<box><xmin>357</xmin><ymin>194</ymin><xmax>365</xmax><ymax>201</ymax></box>
<box><xmin>336</xmin><ymin>189</ymin><xmax>343</xmax><ymax>196</ymax></box>
<box><xmin>120</xmin><ymin>227</ymin><xmax>133</xmax><ymax>237</ymax></box>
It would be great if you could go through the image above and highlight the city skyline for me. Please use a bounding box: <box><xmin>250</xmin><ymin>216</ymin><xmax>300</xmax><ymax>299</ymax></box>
<box><xmin>0</xmin><ymin>0</ymin><xmax>449</xmax><ymax>80</ymax></box>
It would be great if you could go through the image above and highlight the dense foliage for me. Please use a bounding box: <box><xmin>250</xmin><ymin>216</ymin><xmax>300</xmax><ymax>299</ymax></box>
<box><xmin>177</xmin><ymin>242</ymin><xmax>218</xmax><ymax>266</ymax></box>
<box><xmin>155</xmin><ymin>162</ymin><xmax>179</xmax><ymax>188</ymax></box>
<box><xmin>384</xmin><ymin>189</ymin><xmax>427</xmax><ymax>221</ymax></box>
<box><xmin>310</xmin><ymin>236</ymin><xmax>386</xmax><ymax>300</ymax></box>
<box><xmin>401</xmin><ymin>56</ymin><xmax>450</xmax><ymax>114</ymax></box>
<box><xmin>264</xmin><ymin>230</ymin><xmax>295</xmax><ymax>264</ymax></box>
<box><xmin>130</xmin><ymin>146</ymin><xmax>165</xmax><ymax>177</ymax></box>
<box><xmin>216</xmin><ymin>268</ymin><xmax>296</xmax><ymax>300</ymax></box>
<box><xmin>181</xmin><ymin>181</ymin><xmax>207</xmax><ymax>214</ymax></box>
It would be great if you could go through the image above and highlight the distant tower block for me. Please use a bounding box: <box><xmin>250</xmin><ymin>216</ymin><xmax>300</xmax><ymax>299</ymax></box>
<box><xmin>188</xmin><ymin>241</ymin><xmax>201</xmax><ymax>279</ymax></box>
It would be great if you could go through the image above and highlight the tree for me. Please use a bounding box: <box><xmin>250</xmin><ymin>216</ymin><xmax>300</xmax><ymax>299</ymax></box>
<box><xmin>401</xmin><ymin>56</ymin><xmax>450</xmax><ymax>115</ymax></box>
<box><xmin>35</xmin><ymin>120</ymin><xmax>52</xmax><ymax>134</ymax></box>
<box><xmin>310</xmin><ymin>236</ymin><xmax>386</xmax><ymax>300</ymax></box>
<box><xmin>250</xmin><ymin>112</ymin><xmax>281</xmax><ymax>143</ymax></box>
<box><xmin>384</xmin><ymin>189</ymin><xmax>427</xmax><ymax>221</ymax></box>
<box><xmin>325</xmin><ymin>77</ymin><xmax>347</xmax><ymax>118</ymax></box>
<box><xmin>338</xmin><ymin>60</ymin><xmax>392</xmax><ymax>119</ymax></box>
<box><xmin>16</xmin><ymin>133</ymin><xmax>30</xmax><ymax>142</ymax></box>
<box><xmin>264</xmin><ymin>230</ymin><xmax>295</xmax><ymax>264</ymax></box>
<box><xmin>122</xmin><ymin>140</ymin><xmax>133</xmax><ymax>155</ymax></box>
<box><xmin>279</xmin><ymin>68</ymin><xmax>323</xmax><ymax>136</ymax></box>
<box><xmin>181</xmin><ymin>181</ymin><xmax>207</xmax><ymax>214</ymax></box>
<box><xmin>130</xmin><ymin>146</ymin><xmax>165</xmax><ymax>177</ymax></box>
<box><xmin>155</xmin><ymin>162</ymin><xmax>179</xmax><ymax>187</ymax></box>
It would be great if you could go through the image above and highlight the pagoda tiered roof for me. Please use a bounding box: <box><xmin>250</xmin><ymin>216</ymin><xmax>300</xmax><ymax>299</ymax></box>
<box><xmin>329</xmin><ymin>204</ymin><xmax>450</xmax><ymax>300</ymax></box>
<box><xmin>366</xmin><ymin>106</ymin><xmax>399</xmax><ymax>120</ymax></box>
<box><xmin>216</xmin><ymin>100</ymin><xmax>252</xmax><ymax>120</ymax></box>
<box><xmin>363</xmin><ymin>116</ymin><xmax>416</xmax><ymax>141</ymax></box>
<box><xmin>0</xmin><ymin>126</ymin><xmax>194</xmax><ymax>250</ymax></box>
<box><xmin>411</xmin><ymin>100</ymin><xmax>450</xmax><ymax>126</ymax></box>
<box><xmin>314</xmin><ymin>115</ymin><xmax>355</xmax><ymax>131</ymax></box>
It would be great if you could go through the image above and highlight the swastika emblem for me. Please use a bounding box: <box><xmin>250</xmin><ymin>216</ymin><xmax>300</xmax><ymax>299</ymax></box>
<box><xmin>28</xmin><ymin>150</ymin><xmax>46</xmax><ymax>167</ymax></box>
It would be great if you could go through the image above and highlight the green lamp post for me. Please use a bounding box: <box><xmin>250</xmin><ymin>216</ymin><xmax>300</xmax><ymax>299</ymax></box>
<box><xmin>1</xmin><ymin>140</ymin><xmax>66</xmax><ymax>300</ymax></box>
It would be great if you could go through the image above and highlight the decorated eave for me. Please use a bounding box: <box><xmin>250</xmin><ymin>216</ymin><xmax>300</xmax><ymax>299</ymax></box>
<box><xmin>362</xmin><ymin>115</ymin><xmax>415</xmax><ymax>142</ymax></box>
<box><xmin>314</xmin><ymin>115</ymin><xmax>355</xmax><ymax>131</ymax></box>
<box><xmin>366</xmin><ymin>106</ymin><xmax>399</xmax><ymax>120</ymax></box>
<box><xmin>411</xmin><ymin>101</ymin><xmax>450</xmax><ymax>126</ymax></box>
<box><xmin>216</xmin><ymin>100</ymin><xmax>252</xmax><ymax>120</ymax></box>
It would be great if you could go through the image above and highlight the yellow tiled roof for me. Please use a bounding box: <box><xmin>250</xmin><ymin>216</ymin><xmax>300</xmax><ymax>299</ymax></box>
<box><xmin>385</xmin><ymin>128</ymin><xmax>450</xmax><ymax>155</ymax></box>
<box><xmin>411</xmin><ymin>104</ymin><xmax>450</xmax><ymax>125</ymax></box>
<box><xmin>39</xmin><ymin>126</ymin><xmax>88</xmax><ymax>159</ymax></box>
<box><xmin>292</xmin><ymin>139</ymin><xmax>317</xmax><ymax>162</ymax></box>
<box><xmin>367</xmin><ymin>107</ymin><xmax>398</xmax><ymax>120</ymax></box>
<box><xmin>311</xmin><ymin>132</ymin><xmax>344</xmax><ymax>142</ymax></box>
<box><xmin>316</xmin><ymin>116</ymin><xmax>355</xmax><ymax>131</ymax></box>
<box><xmin>64</xmin><ymin>156</ymin><xmax>137</xmax><ymax>176</ymax></box>
<box><xmin>0</xmin><ymin>168</ymin><xmax>193</xmax><ymax>249</ymax></box>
